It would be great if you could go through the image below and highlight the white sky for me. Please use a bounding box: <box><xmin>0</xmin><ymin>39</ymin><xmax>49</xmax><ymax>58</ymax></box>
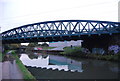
<box><xmin>0</xmin><ymin>0</ymin><xmax>119</xmax><ymax>33</ymax></box>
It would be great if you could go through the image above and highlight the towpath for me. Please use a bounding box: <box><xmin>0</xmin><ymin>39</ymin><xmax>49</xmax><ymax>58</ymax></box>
<box><xmin>2</xmin><ymin>54</ymin><xmax>23</xmax><ymax>80</ymax></box>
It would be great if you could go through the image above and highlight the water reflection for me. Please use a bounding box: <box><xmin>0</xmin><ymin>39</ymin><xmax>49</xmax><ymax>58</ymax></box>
<box><xmin>20</xmin><ymin>53</ymin><xmax>83</xmax><ymax>72</ymax></box>
<box><xmin>20</xmin><ymin>53</ymin><xmax>119</xmax><ymax>79</ymax></box>
<box><xmin>20</xmin><ymin>54</ymin><xmax>49</xmax><ymax>66</ymax></box>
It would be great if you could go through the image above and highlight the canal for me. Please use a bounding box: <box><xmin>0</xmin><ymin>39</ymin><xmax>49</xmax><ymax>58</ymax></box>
<box><xmin>19</xmin><ymin>52</ymin><xmax>119</xmax><ymax>80</ymax></box>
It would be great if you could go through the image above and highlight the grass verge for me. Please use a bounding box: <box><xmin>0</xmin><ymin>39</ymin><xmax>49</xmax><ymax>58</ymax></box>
<box><xmin>0</xmin><ymin>50</ymin><xmax>8</xmax><ymax>62</ymax></box>
<box><xmin>41</xmin><ymin>47</ymin><xmax>56</xmax><ymax>50</ymax></box>
<box><xmin>61</xmin><ymin>46</ymin><xmax>120</xmax><ymax>62</ymax></box>
<box><xmin>11</xmin><ymin>50</ymin><xmax>36</xmax><ymax>81</ymax></box>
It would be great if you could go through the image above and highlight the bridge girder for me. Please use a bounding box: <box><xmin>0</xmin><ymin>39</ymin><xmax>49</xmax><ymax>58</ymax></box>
<box><xmin>1</xmin><ymin>20</ymin><xmax>120</xmax><ymax>44</ymax></box>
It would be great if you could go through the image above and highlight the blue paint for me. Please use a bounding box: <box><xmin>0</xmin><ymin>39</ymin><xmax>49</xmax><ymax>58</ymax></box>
<box><xmin>1</xmin><ymin>20</ymin><xmax>120</xmax><ymax>43</ymax></box>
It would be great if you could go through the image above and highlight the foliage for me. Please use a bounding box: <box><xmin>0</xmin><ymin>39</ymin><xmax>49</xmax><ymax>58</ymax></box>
<box><xmin>1</xmin><ymin>50</ymin><xmax>10</xmax><ymax>62</ymax></box>
<box><xmin>11</xmin><ymin>51</ymin><xmax>36</xmax><ymax>80</ymax></box>
<box><xmin>41</xmin><ymin>42</ymin><xmax>49</xmax><ymax>47</ymax></box>
<box><xmin>61</xmin><ymin>46</ymin><xmax>119</xmax><ymax>62</ymax></box>
<box><xmin>4</xmin><ymin>44</ymin><xmax>21</xmax><ymax>50</ymax></box>
<box><xmin>28</xmin><ymin>54</ymin><xmax>38</xmax><ymax>59</ymax></box>
<box><xmin>42</xmin><ymin>47</ymin><xmax>55</xmax><ymax>50</ymax></box>
<box><xmin>28</xmin><ymin>43</ymin><xmax>37</xmax><ymax>47</ymax></box>
<box><xmin>61</xmin><ymin>46</ymin><xmax>84</xmax><ymax>56</ymax></box>
<box><xmin>0</xmin><ymin>52</ymin><xmax>2</xmax><ymax>62</ymax></box>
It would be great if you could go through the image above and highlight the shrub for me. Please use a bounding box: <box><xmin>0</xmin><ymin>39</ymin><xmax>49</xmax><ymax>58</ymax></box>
<box><xmin>62</xmin><ymin>46</ymin><xmax>84</xmax><ymax>56</ymax></box>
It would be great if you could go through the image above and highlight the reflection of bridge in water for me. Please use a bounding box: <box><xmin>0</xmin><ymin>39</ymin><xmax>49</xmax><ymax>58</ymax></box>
<box><xmin>20</xmin><ymin>54</ymin><xmax>83</xmax><ymax>72</ymax></box>
<box><xmin>1</xmin><ymin>20</ymin><xmax>120</xmax><ymax>52</ymax></box>
<box><xmin>20</xmin><ymin>53</ymin><xmax>118</xmax><ymax>79</ymax></box>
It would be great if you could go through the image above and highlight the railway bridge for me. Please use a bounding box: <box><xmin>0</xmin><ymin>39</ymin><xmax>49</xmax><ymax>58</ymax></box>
<box><xmin>1</xmin><ymin>20</ymin><xmax>120</xmax><ymax>52</ymax></box>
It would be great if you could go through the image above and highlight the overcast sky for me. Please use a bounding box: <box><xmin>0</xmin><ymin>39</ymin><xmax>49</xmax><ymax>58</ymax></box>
<box><xmin>0</xmin><ymin>0</ymin><xmax>119</xmax><ymax>33</ymax></box>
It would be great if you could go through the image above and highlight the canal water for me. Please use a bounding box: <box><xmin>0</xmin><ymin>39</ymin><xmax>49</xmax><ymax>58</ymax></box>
<box><xmin>19</xmin><ymin>53</ymin><xmax>119</xmax><ymax>79</ymax></box>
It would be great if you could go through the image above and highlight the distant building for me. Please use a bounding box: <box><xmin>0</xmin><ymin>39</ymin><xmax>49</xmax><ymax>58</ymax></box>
<box><xmin>49</xmin><ymin>40</ymin><xmax>82</xmax><ymax>47</ymax></box>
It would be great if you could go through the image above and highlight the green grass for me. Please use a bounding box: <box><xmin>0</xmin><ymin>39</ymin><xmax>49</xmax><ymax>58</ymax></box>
<box><xmin>61</xmin><ymin>46</ymin><xmax>83</xmax><ymax>56</ymax></box>
<box><xmin>85</xmin><ymin>53</ymin><xmax>119</xmax><ymax>61</ymax></box>
<box><xmin>0</xmin><ymin>52</ymin><xmax>2</xmax><ymax>62</ymax></box>
<box><xmin>0</xmin><ymin>50</ymin><xmax>8</xmax><ymax>62</ymax></box>
<box><xmin>41</xmin><ymin>47</ymin><xmax>56</xmax><ymax>50</ymax></box>
<box><xmin>11</xmin><ymin>51</ymin><xmax>36</xmax><ymax>81</ymax></box>
<box><xmin>61</xmin><ymin>46</ymin><xmax>119</xmax><ymax>62</ymax></box>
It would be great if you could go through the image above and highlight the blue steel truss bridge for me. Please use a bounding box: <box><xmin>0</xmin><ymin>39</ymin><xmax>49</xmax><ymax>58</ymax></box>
<box><xmin>1</xmin><ymin>20</ymin><xmax>120</xmax><ymax>44</ymax></box>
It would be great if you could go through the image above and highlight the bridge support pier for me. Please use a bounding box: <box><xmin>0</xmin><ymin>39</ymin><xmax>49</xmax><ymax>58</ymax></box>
<box><xmin>81</xmin><ymin>34</ymin><xmax>120</xmax><ymax>54</ymax></box>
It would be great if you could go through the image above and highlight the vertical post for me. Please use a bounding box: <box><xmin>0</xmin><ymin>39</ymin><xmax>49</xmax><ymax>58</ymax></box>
<box><xmin>0</xmin><ymin>27</ymin><xmax>2</xmax><ymax>81</ymax></box>
<box><xmin>117</xmin><ymin>1</ymin><xmax>120</xmax><ymax>77</ymax></box>
<box><xmin>118</xmin><ymin>1</ymin><xmax>120</xmax><ymax>22</ymax></box>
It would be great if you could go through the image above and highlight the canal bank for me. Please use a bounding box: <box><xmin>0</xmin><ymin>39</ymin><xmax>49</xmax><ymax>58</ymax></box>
<box><xmin>11</xmin><ymin>51</ymin><xmax>36</xmax><ymax>80</ymax></box>
<box><xmin>2</xmin><ymin>50</ymin><xmax>36</xmax><ymax>81</ymax></box>
<box><xmin>2</xmin><ymin>51</ymin><xmax>23</xmax><ymax>80</ymax></box>
<box><xmin>58</xmin><ymin>46</ymin><xmax>119</xmax><ymax>62</ymax></box>
<box><xmin>32</xmin><ymin>48</ymin><xmax>120</xmax><ymax>62</ymax></box>
<box><xmin>26</xmin><ymin>45</ymin><xmax>120</xmax><ymax>62</ymax></box>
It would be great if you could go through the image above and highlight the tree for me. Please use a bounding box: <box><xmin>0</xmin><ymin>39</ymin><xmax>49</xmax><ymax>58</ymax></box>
<box><xmin>28</xmin><ymin>43</ymin><xmax>35</xmax><ymax>47</ymax></box>
<box><xmin>28</xmin><ymin>42</ymin><xmax>38</xmax><ymax>46</ymax></box>
<box><xmin>41</xmin><ymin>42</ymin><xmax>49</xmax><ymax>47</ymax></box>
<box><xmin>4</xmin><ymin>43</ymin><xmax>21</xmax><ymax>50</ymax></box>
